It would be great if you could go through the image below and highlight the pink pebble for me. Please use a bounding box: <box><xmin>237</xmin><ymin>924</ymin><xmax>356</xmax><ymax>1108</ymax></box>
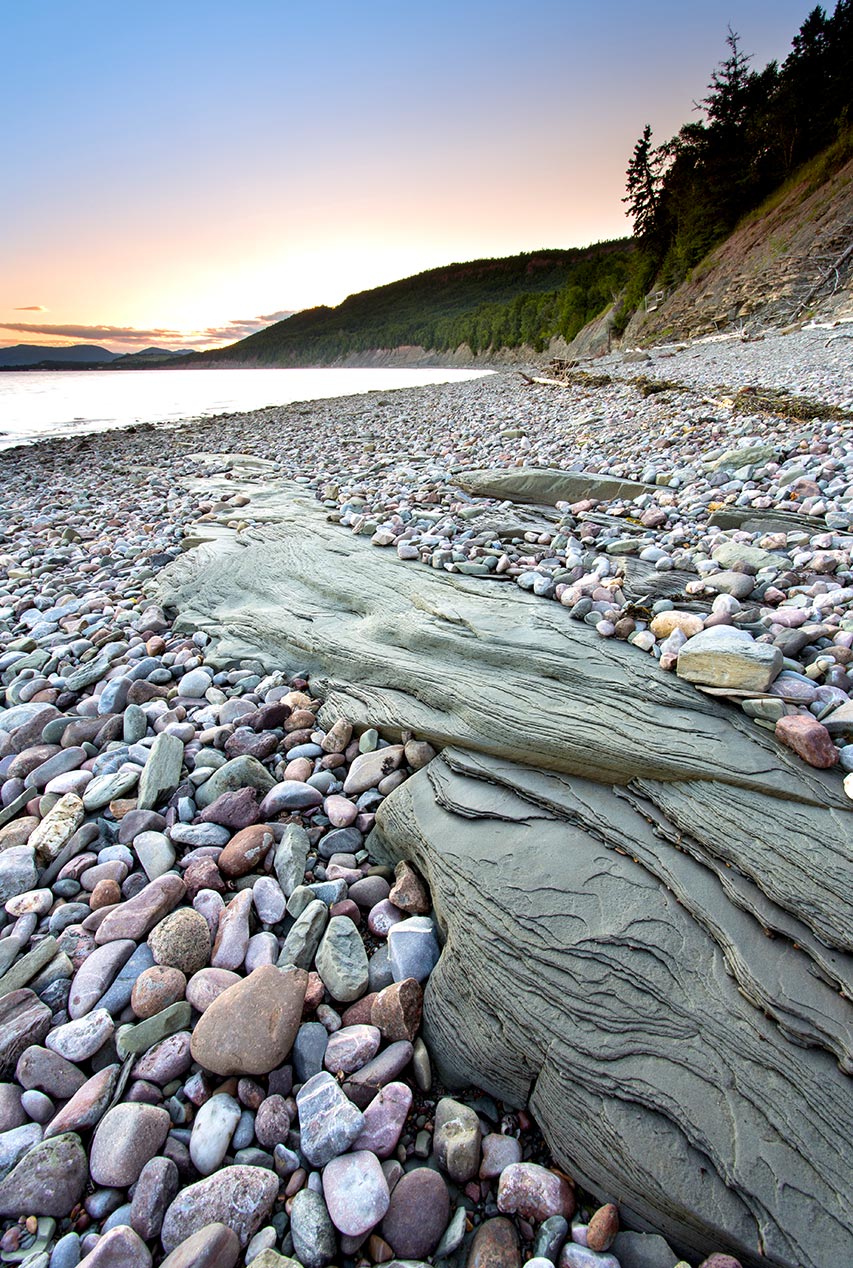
<box><xmin>324</xmin><ymin>795</ymin><xmax>358</xmax><ymax>828</ymax></box>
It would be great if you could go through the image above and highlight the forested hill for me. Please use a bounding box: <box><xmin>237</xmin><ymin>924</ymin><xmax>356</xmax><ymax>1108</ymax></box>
<box><xmin>193</xmin><ymin>243</ymin><xmax>633</xmax><ymax>365</ymax></box>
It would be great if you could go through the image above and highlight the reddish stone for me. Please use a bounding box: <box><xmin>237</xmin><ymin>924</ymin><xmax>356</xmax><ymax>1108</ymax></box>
<box><xmin>467</xmin><ymin>1217</ymin><xmax>520</xmax><ymax>1268</ymax></box>
<box><xmin>302</xmin><ymin>972</ymin><xmax>325</xmax><ymax>1014</ymax></box>
<box><xmin>775</xmin><ymin>714</ymin><xmax>838</xmax><ymax>768</ymax></box>
<box><xmin>371</xmin><ymin>978</ymin><xmax>423</xmax><ymax>1043</ymax></box>
<box><xmin>199</xmin><ymin>787</ymin><xmax>261</xmax><ymax>830</ymax></box>
<box><xmin>183</xmin><ymin>857</ymin><xmax>226</xmax><ymax>899</ymax></box>
<box><xmin>586</xmin><ymin>1202</ymin><xmax>619</xmax><ymax>1251</ymax></box>
<box><xmin>698</xmin><ymin>1257</ymin><xmax>744</xmax><ymax>1268</ymax></box>
<box><xmin>330</xmin><ymin>899</ymin><xmax>362</xmax><ymax>925</ymax></box>
<box><xmin>497</xmin><ymin>1162</ymin><xmax>575</xmax><ymax>1222</ymax></box>
<box><xmin>218</xmin><ymin>824</ymin><xmax>276</xmax><ymax>878</ymax></box>
<box><xmin>341</xmin><ymin>994</ymin><xmax>378</xmax><ymax>1027</ymax></box>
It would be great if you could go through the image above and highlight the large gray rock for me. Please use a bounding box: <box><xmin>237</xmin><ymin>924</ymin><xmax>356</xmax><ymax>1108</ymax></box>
<box><xmin>452</xmin><ymin>467</ymin><xmax>654</xmax><ymax>505</ymax></box>
<box><xmin>154</xmin><ymin>484</ymin><xmax>853</xmax><ymax>1268</ymax></box>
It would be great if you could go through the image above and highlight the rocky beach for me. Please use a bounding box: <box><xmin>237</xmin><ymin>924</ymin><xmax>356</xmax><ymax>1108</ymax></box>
<box><xmin>0</xmin><ymin>323</ymin><xmax>851</xmax><ymax>1268</ymax></box>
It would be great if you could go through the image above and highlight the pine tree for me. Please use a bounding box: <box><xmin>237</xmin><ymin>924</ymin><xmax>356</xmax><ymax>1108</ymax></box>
<box><xmin>623</xmin><ymin>124</ymin><xmax>663</xmax><ymax>243</ymax></box>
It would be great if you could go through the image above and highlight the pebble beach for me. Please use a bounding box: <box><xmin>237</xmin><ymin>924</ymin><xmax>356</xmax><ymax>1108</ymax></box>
<box><xmin>0</xmin><ymin>323</ymin><xmax>851</xmax><ymax>1268</ymax></box>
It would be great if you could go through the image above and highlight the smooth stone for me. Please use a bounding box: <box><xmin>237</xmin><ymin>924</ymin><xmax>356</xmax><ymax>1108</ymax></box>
<box><xmin>46</xmin><ymin>1009</ymin><xmax>114</xmax><ymax>1062</ymax></box>
<box><xmin>273</xmin><ymin>824</ymin><xmax>310</xmax><ymax>897</ymax></box>
<box><xmin>130</xmin><ymin>1031</ymin><xmax>193</xmax><ymax>1085</ymax></box>
<box><xmin>160</xmin><ymin>1167</ymin><xmax>280</xmax><ymax>1251</ymax></box>
<box><xmin>190</xmin><ymin>965</ymin><xmax>308</xmax><ymax>1076</ymax></box>
<box><xmin>676</xmin><ymin>630</ymin><xmax>783</xmax><ymax>692</ymax></box>
<box><xmin>381</xmin><ymin>1165</ymin><xmax>450</xmax><ymax>1258</ymax></box>
<box><xmin>97</xmin><ymin>943</ymin><xmax>155</xmax><ymax>1015</ymax></box>
<box><xmin>210</xmin><ymin>889</ymin><xmax>253</xmax><ymax>970</ymax></box>
<box><xmin>0</xmin><ymin>847</ymin><xmax>39</xmax><ymax>904</ymax></box>
<box><xmin>612</xmin><ymin>1231</ymin><xmax>680</xmax><ymax>1268</ymax></box>
<box><xmin>296</xmin><ymin>1071</ymin><xmax>365</xmax><ymax>1166</ymax></box>
<box><xmin>185</xmin><ymin>968</ymin><xmax>241</xmax><ymax>1013</ymax></box>
<box><xmin>89</xmin><ymin>1103</ymin><xmax>171</xmax><ymax>1186</ymax></box>
<box><xmin>480</xmin><ymin>1132</ymin><xmax>523</xmax><ymax>1178</ymax></box>
<box><xmin>116</xmin><ymin>1001</ymin><xmax>192</xmax><ymax>1057</ymax></box>
<box><xmin>28</xmin><ymin>795</ymin><xmax>85</xmax><ymax>865</ymax></box>
<box><xmin>497</xmin><ymin>1162</ymin><xmax>576</xmax><ymax>1222</ymax></box>
<box><xmin>16</xmin><ymin>1046</ymin><xmax>86</xmax><ymax>1099</ymax></box>
<box><xmin>343</xmin><ymin>747</ymin><xmax>405</xmax><ymax>796</ymax></box>
<box><xmin>158</xmin><ymin>1222</ymin><xmax>240</xmax><ymax>1268</ymax></box>
<box><xmin>189</xmin><ymin>1093</ymin><xmax>241</xmax><ymax>1176</ymax></box>
<box><xmin>387</xmin><ymin>916</ymin><xmax>440</xmax><ymax>983</ymax></box>
<box><xmin>0</xmin><ymin>1132</ymin><xmax>87</xmax><ymax>1216</ymax></box>
<box><xmin>467</xmin><ymin>1216</ymin><xmax>520</xmax><ymax>1268</ymax></box>
<box><xmin>258</xmin><ymin>781</ymin><xmax>323</xmax><ymax>816</ymax></box>
<box><xmin>277</xmin><ymin>899</ymin><xmax>328</xmax><ymax>970</ymax></box>
<box><xmin>253</xmin><ymin>877</ymin><xmax>287</xmax><ymax>925</ymax></box>
<box><xmin>195</xmin><ymin>757</ymin><xmax>276</xmax><ymax>810</ymax></box>
<box><xmin>44</xmin><ymin>1065</ymin><xmax>119</xmax><ymax>1139</ymax></box>
<box><xmin>315</xmin><ymin>915</ymin><xmax>369</xmax><ymax>1002</ymax></box>
<box><xmin>149</xmin><ymin>908</ymin><xmax>211</xmax><ymax>976</ymax></box>
<box><xmin>352</xmin><ymin>1081</ymin><xmax>413</xmax><ymax>1158</ymax></box>
<box><xmin>290</xmin><ymin>1188</ymin><xmax>337</xmax><ymax>1268</ymax></box>
<box><xmin>342</xmin><ymin>1040</ymin><xmax>414</xmax><ymax>1109</ymax></box>
<box><xmin>135</xmin><ymin>832</ymin><xmax>176</xmax><ymax>881</ymax></box>
<box><xmin>433</xmin><ymin>1097</ymin><xmax>482</xmax><ymax>1183</ymax></box>
<box><xmin>323</xmin><ymin>1024</ymin><xmax>381</xmax><ymax>1075</ymax></box>
<box><xmin>94</xmin><ymin>875</ymin><xmax>186</xmax><ymax>945</ymax></box>
<box><xmin>136</xmin><ymin>732</ymin><xmax>185</xmax><ymax>811</ymax></box>
<box><xmin>130</xmin><ymin>1155</ymin><xmax>180</xmax><ymax>1241</ymax></box>
<box><xmin>293</xmin><ymin>1022</ymin><xmax>329</xmax><ymax>1084</ymax></box>
<box><xmin>76</xmin><ymin>1225</ymin><xmax>152</xmax><ymax>1268</ymax></box>
<box><xmin>322</xmin><ymin>1149</ymin><xmax>390</xmax><ymax>1237</ymax></box>
<box><xmin>68</xmin><ymin>940</ymin><xmax>135</xmax><ymax>1019</ymax></box>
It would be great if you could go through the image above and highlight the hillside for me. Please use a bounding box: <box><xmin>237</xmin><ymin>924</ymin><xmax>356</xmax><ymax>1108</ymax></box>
<box><xmin>194</xmin><ymin>243</ymin><xmax>633</xmax><ymax>366</ymax></box>
<box><xmin>620</xmin><ymin>149</ymin><xmax>853</xmax><ymax>345</ymax></box>
<box><xmin>0</xmin><ymin>343</ymin><xmax>120</xmax><ymax>368</ymax></box>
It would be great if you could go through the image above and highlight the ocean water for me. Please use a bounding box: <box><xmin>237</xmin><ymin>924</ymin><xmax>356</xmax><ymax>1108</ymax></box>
<box><xmin>0</xmin><ymin>366</ymin><xmax>492</xmax><ymax>450</ymax></box>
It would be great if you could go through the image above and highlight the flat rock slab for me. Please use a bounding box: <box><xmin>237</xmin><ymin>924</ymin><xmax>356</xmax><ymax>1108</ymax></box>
<box><xmin>153</xmin><ymin>484</ymin><xmax>853</xmax><ymax>1268</ymax></box>
<box><xmin>452</xmin><ymin>467</ymin><xmax>655</xmax><ymax>505</ymax></box>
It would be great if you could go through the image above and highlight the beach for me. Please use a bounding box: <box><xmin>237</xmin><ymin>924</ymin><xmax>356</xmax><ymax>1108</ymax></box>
<box><xmin>1</xmin><ymin>324</ymin><xmax>852</xmax><ymax>1268</ymax></box>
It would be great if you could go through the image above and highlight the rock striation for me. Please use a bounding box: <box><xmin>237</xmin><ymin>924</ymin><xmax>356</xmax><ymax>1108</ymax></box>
<box><xmin>155</xmin><ymin>490</ymin><xmax>853</xmax><ymax>1268</ymax></box>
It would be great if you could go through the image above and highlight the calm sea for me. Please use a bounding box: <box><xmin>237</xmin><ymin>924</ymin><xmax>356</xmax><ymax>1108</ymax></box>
<box><xmin>0</xmin><ymin>367</ymin><xmax>491</xmax><ymax>450</ymax></box>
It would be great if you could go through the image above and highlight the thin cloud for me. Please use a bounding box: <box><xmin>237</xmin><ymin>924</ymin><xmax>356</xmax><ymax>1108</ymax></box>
<box><xmin>0</xmin><ymin>309</ymin><xmax>296</xmax><ymax>351</ymax></box>
<box><xmin>14</xmin><ymin>305</ymin><xmax>48</xmax><ymax>312</ymax></box>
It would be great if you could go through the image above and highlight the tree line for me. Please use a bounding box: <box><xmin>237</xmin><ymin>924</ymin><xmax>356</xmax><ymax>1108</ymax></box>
<box><xmin>619</xmin><ymin>0</ymin><xmax>853</xmax><ymax>328</ymax></box>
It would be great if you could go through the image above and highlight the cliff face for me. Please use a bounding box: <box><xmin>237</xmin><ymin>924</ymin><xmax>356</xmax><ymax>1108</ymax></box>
<box><xmin>621</xmin><ymin>156</ymin><xmax>853</xmax><ymax>347</ymax></box>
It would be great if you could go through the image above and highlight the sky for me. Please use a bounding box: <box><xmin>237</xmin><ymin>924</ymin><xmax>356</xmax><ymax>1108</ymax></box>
<box><xmin>1</xmin><ymin>0</ymin><xmax>815</xmax><ymax>351</ymax></box>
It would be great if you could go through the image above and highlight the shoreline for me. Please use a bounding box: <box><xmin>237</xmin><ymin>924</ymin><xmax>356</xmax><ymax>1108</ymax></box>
<box><xmin>0</xmin><ymin>330</ymin><xmax>852</xmax><ymax>1267</ymax></box>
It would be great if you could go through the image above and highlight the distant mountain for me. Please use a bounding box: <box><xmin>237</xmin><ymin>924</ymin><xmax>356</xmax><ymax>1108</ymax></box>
<box><xmin>190</xmin><ymin>243</ymin><xmax>634</xmax><ymax>365</ymax></box>
<box><xmin>0</xmin><ymin>343</ymin><xmax>121</xmax><ymax>368</ymax></box>
<box><xmin>118</xmin><ymin>347</ymin><xmax>194</xmax><ymax>363</ymax></box>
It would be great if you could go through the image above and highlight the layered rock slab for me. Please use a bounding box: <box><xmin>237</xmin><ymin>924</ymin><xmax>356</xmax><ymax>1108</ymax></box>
<box><xmin>370</xmin><ymin>749</ymin><xmax>853</xmax><ymax>1268</ymax></box>
<box><xmin>153</xmin><ymin>487</ymin><xmax>853</xmax><ymax>1268</ymax></box>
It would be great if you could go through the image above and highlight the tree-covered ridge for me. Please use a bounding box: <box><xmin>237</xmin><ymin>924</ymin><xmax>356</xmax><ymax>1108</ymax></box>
<box><xmin>620</xmin><ymin>1</ymin><xmax>853</xmax><ymax>325</ymax></box>
<box><xmin>197</xmin><ymin>242</ymin><xmax>633</xmax><ymax>364</ymax></box>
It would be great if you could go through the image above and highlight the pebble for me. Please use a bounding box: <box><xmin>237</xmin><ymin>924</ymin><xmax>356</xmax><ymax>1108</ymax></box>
<box><xmin>380</xmin><ymin>1164</ymin><xmax>450</xmax><ymax>1257</ymax></box>
<box><xmin>3</xmin><ymin>356</ymin><xmax>838</xmax><ymax>1268</ymax></box>
<box><xmin>322</xmin><ymin>1149</ymin><xmax>390</xmax><ymax>1236</ymax></box>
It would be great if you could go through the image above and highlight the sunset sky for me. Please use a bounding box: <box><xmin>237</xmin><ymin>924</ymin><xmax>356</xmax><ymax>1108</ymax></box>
<box><xmin>2</xmin><ymin>0</ymin><xmax>812</xmax><ymax>351</ymax></box>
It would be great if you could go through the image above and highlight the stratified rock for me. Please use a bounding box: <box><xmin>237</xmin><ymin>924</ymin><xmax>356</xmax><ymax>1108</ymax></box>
<box><xmin>190</xmin><ymin>964</ymin><xmax>307</xmax><ymax>1076</ymax></box>
<box><xmin>160</xmin><ymin>1166</ymin><xmax>279</xmax><ymax>1250</ymax></box>
<box><xmin>454</xmin><ymin>467</ymin><xmax>653</xmax><ymax>505</ymax></box>
<box><xmin>371</xmin><ymin>747</ymin><xmax>853</xmax><ymax>1268</ymax></box>
<box><xmin>155</xmin><ymin>483</ymin><xmax>853</xmax><ymax>1268</ymax></box>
